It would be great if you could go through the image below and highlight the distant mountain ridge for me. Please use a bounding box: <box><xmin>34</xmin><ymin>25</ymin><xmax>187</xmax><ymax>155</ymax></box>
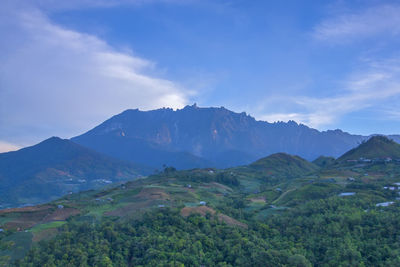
<box><xmin>0</xmin><ymin>137</ymin><xmax>147</xmax><ymax>208</ymax></box>
<box><xmin>72</xmin><ymin>104</ymin><xmax>400</xmax><ymax>169</ymax></box>
<box><xmin>3</xmin><ymin>106</ymin><xmax>400</xmax><ymax>209</ymax></box>
<box><xmin>2</xmin><ymin>131</ymin><xmax>400</xmax><ymax>209</ymax></box>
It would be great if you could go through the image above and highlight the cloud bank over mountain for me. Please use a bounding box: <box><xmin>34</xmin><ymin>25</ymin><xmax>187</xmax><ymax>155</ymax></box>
<box><xmin>0</xmin><ymin>0</ymin><xmax>189</xmax><ymax>150</ymax></box>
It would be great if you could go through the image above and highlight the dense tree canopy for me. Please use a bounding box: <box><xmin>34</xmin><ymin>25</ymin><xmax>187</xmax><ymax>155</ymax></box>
<box><xmin>13</xmin><ymin>196</ymin><xmax>400</xmax><ymax>266</ymax></box>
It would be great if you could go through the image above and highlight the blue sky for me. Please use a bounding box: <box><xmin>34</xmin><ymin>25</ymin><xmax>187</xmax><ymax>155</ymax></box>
<box><xmin>1</xmin><ymin>0</ymin><xmax>400</xmax><ymax>151</ymax></box>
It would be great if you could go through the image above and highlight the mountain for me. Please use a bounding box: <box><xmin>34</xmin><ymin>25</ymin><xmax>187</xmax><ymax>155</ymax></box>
<box><xmin>0</xmin><ymin>137</ymin><xmax>147</xmax><ymax>208</ymax></box>
<box><xmin>72</xmin><ymin>104</ymin><xmax>394</xmax><ymax>169</ymax></box>
<box><xmin>4</xmin><ymin>138</ymin><xmax>400</xmax><ymax>266</ymax></box>
<box><xmin>338</xmin><ymin>135</ymin><xmax>400</xmax><ymax>161</ymax></box>
<box><xmin>248</xmin><ymin>153</ymin><xmax>319</xmax><ymax>178</ymax></box>
<box><xmin>71</xmin><ymin>133</ymin><xmax>213</xmax><ymax>171</ymax></box>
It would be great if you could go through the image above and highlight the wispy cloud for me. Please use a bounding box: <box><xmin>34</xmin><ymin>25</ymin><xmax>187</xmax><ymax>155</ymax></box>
<box><xmin>0</xmin><ymin>1</ymin><xmax>190</xmax><ymax>146</ymax></box>
<box><xmin>313</xmin><ymin>4</ymin><xmax>400</xmax><ymax>43</ymax></box>
<box><xmin>255</xmin><ymin>3</ymin><xmax>400</xmax><ymax>130</ymax></box>
<box><xmin>24</xmin><ymin>0</ymin><xmax>196</xmax><ymax>11</ymax></box>
<box><xmin>258</xmin><ymin>57</ymin><xmax>400</xmax><ymax>129</ymax></box>
<box><xmin>380</xmin><ymin>105</ymin><xmax>400</xmax><ymax>121</ymax></box>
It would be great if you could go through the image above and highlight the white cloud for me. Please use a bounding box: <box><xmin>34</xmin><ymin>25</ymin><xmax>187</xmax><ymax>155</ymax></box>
<box><xmin>383</xmin><ymin>110</ymin><xmax>400</xmax><ymax>120</ymax></box>
<box><xmin>313</xmin><ymin>4</ymin><xmax>400</xmax><ymax>43</ymax></box>
<box><xmin>0</xmin><ymin>1</ymin><xmax>190</xmax><ymax>146</ymax></box>
<box><xmin>0</xmin><ymin>141</ymin><xmax>21</xmax><ymax>153</ymax></box>
<box><xmin>258</xmin><ymin>58</ymin><xmax>400</xmax><ymax>129</ymax></box>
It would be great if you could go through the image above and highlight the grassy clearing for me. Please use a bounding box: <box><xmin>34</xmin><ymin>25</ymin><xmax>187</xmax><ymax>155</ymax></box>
<box><xmin>30</xmin><ymin>221</ymin><xmax>66</xmax><ymax>233</ymax></box>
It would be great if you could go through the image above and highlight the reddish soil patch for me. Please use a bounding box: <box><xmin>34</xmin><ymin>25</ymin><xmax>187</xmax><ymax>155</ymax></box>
<box><xmin>42</xmin><ymin>208</ymin><xmax>80</xmax><ymax>222</ymax></box>
<box><xmin>1</xmin><ymin>205</ymin><xmax>79</xmax><ymax>230</ymax></box>
<box><xmin>181</xmin><ymin>206</ymin><xmax>247</xmax><ymax>228</ymax></box>
<box><xmin>4</xmin><ymin>221</ymin><xmax>36</xmax><ymax>230</ymax></box>
<box><xmin>181</xmin><ymin>206</ymin><xmax>216</xmax><ymax>217</ymax></box>
<box><xmin>3</xmin><ymin>208</ymin><xmax>53</xmax><ymax>230</ymax></box>
<box><xmin>218</xmin><ymin>214</ymin><xmax>248</xmax><ymax>228</ymax></box>
<box><xmin>250</xmin><ymin>197</ymin><xmax>266</xmax><ymax>203</ymax></box>
<box><xmin>0</xmin><ymin>205</ymin><xmax>52</xmax><ymax>215</ymax></box>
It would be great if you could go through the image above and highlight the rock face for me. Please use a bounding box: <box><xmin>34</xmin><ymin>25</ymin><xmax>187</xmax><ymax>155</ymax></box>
<box><xmin>72</xmin><ymin>105</ymin><xmax>400</xmax><ymax>169</ymax></box>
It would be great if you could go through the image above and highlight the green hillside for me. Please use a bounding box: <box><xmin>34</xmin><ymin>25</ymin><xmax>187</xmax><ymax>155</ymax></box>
<box><xmin>2</xmin><ymin>146</ymin><xmax>400</xmax><ymax>266</ymax></box>
<box><xmin>0</xmin><ymin>137</ymin><xmax>149</xmax><ymax>208</ymax></box>
<box><xmin>313</xmin><ymin>155</ymin><xmax>335</xmax><ymax>167</ymax></box>
<box><xmin>249</xmin><ymin>153</ymin><xmax>319</xmax><ymax>178</ymax></box>
<box><xmin>338</xmin><ymin>135</ymin><xmax>400</xmax><ymax>161</ymax></box>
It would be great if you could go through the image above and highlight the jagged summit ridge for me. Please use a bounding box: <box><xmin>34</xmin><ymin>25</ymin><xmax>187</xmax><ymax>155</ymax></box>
<box><xmin>72</xmin><ymin>105</ymin><xmax>390</xmax><ymax>169</ymax></box>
